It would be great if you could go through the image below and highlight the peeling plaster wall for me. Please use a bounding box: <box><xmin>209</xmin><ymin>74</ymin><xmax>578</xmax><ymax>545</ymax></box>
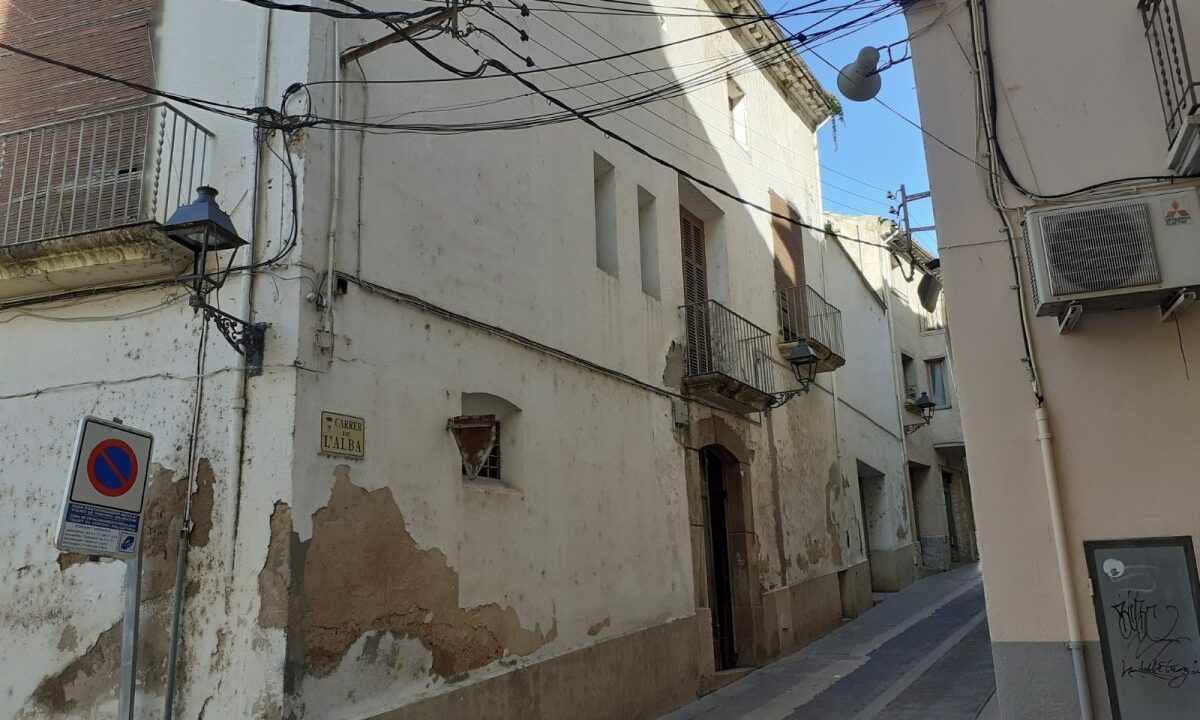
<box><xmin>0</xmin><ymin>1</ymin><xmax>317</xmax><ymax>716</ymax></box>
<box><xmin>809</xmin><ymin>223</ymin><xmax>912</xmax><ymax>578</ymax></box>
<box><xmin>275</xmin><ymin>2</ymin><xmax>833</xmax><ymax>715</ymax></box>
<box><xmin>284</xmin><ymin>298</ymin><xmax>692</xmax><ymax>716</ymax></box>
<box><xmin>0</xmin><ymin>289</ymin><xmax>267</xmax><ymax>718</ymax></box>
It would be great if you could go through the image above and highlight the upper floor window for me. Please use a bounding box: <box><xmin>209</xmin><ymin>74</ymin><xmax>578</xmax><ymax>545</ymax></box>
<box><xmin>927</xmin><ymin>359</ymin><xmax>949</xmax><ymax>408</ymax></box>
<box><xmin>921</xmin><ymin>297</ymin><xmax>946</xmax><ymax>332</ymax></box>
<box><xmin>593</xmin><ymin>153</ymin><xmax>618</xmax><ymax>277</ymax></box>
<box><xmin>901</xmin><ymin>353</ymin><xmax>919</xmax><ymax>402</ymax></box>
<box><xmin>727</xmin><ymin>79</ymin><xmax>748</xmax><ymax>148</ymax></box>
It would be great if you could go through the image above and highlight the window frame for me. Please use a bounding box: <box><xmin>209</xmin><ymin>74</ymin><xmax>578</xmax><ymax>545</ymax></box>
<box><xmin>926</xmin><ymin>358</ymin><xmax>950</xmax><ymax>408</ymax></box>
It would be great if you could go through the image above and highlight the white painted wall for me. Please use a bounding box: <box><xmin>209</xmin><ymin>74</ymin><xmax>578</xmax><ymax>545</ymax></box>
<box><xmin>904</xmin><ymin>0</ymin><xmax>1200</xmax><ymax>699</ymax></box>
<box><xmin>0</xmin><ymin>1</ymin><xmax>315</xmax><ymax>716</ymax></box>
<box><xmin>0</xmin><ymin>0</ymin><xmax>923</xmax><ymax>714</ymax></box>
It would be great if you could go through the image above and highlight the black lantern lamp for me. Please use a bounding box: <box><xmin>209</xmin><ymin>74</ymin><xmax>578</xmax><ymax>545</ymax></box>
<box><xmin>163</xmin><ymin>186</ymin><xmax>244</xmax><ymax>252</ymax></box>
<box><xmin>769</xmin><ymin>341</ymin><xmax>822</xmax><ymax>408</ymax></box>
<box><xmin>162</xmin><ymin>186</ymin><xmax>268</xmax><ymax>375</ymax></box>
<box><xmin>904</xmin><ymin>392</ymin><xmax>938</xmax><ymax>435</ymax></box>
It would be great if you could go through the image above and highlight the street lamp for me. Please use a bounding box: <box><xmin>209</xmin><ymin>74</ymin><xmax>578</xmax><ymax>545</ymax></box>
<box><xmin>837</xmin><ymin>44</ymin><xmax>913</xmax><ymax>103</ymax></box>
<box><xmin>904</xmin><ymin>392</ymin><xmax>938</xmax><ymax>435</ymax></box>
<box><xmin>837</xmin><ymin>47</ymin><xmax>882</xmax><ymax>102</ymax></box>
<box><xmin>162</xmin><ymin>186</ymin><xmax>269</xmax><ymax>375</ymax></box>
<box><xmin>769</xmin><ymin>341</ymin><xmax>822</xmax><ymax>408</ymax></box>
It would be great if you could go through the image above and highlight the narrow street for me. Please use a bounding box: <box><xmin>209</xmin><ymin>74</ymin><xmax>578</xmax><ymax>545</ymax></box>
<box><xmin>661</xmin><ymin>565</ymin><xmax>996</xmax><ymax>720</ymax></box>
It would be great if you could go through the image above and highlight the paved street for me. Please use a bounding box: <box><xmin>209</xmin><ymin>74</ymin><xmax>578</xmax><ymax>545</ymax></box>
<box><xmin>661</xmin><ymin>565</ymin><xmax>997</xmax><ymax>720</ymax></box>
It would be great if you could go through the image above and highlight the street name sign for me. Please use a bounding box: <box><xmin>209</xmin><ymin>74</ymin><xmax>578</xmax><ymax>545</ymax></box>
<box><xmin>55</xmin><ymin>416</ymin><xmax>154</xmax><ymax>559</ymax></box>
<box><xmin>320</xmin><ymin>411</ymin><xmax>365</xmax><ymax>459</ymax></box>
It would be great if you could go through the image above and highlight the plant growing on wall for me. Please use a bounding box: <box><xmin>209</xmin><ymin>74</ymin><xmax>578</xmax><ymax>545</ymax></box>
<box><xmin>824</xmin><ymin>91</ymin><xmax>846</xmax><ymax>150</ymax></box>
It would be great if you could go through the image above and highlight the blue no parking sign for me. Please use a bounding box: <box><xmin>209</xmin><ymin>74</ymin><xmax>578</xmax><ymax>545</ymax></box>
<box><xmin>55</xmin><ymin>417</ymin><xmax>153</xmax><ymax>559</ymax></box>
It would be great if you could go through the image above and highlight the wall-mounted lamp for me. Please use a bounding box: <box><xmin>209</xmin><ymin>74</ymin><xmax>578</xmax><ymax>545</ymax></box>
<box><xmin>837</xmin><ymin>43</ymin><xmax>913</xmax><ymax>103</ymax></box>
<box><xmin>837</xmin><ymin>47</ymin><xmax>882</xmax><ymax>102</ymax></box>
<box><xmin>769</xmin><ymin>341</ymin><xmax>822</xmax><ymax>408</ymax></box>
<box><xmin>162</xmin><ymin>186</ymin><xmax>269</xmax><ymax>375</ymax></box>
<box><xmin>903</xmin><ymin>392</ymin><xmax>938</xmax><ymax>435</ymax></box>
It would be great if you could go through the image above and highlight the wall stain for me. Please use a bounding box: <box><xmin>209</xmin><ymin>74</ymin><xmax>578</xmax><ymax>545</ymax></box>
<box><xmin>56</xmin><ymin>552</ymin><xmax>99</xmax><ymax>571</ymax></box>
<box><xmin>825</xmin><ymin>464</ymin><xmax>845</xmax><ymax>566</ymax></box>
<box><xmin>661</xmin><ymin>341</ymin><xmax>685</xmax><ymax>389</ymax></box>
<box><xmin>586</xmin><ymin>616</ymin><xmax>611</xmax><ymax>636</ymax></box>
<box><xmin>57</xmin><ymin>625</ymin><xmax>78</xmax><ymax>652</ymax></box>
<box><xmin>257</xmin><ymin>501</ymin><xmax>293</xmax><ymax>629</ymax></box>
<box><xmin>296</xmin><ymin>468</ymin><xmax>556</xmax><ymax>678</ymax></box>
<box><xmin>189</xmin><ymin>459</ymin><xmax>216</xmax><ymax>547</ymax></box>
<box><xmin>24</xmin><ymin>462</ymin><xmax>217</xmax><ymax>716</ymax></box>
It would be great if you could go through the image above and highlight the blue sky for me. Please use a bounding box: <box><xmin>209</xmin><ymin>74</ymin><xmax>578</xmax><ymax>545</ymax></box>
<box><xmin>769</xmin><ymin>4</ymin><xmax>940</xmax><ymax>253</ymax></box>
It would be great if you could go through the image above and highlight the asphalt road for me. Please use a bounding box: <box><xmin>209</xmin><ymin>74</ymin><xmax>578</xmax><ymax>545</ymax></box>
<box><xmin>660</xmin><ymin>565</ymin><xmax>996</xmax><ymax>720</ymax></box>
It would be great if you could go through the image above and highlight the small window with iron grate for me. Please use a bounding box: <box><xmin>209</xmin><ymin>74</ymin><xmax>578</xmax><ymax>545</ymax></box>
<box><xmin>464</xmin><ymin>422</ymin><xmax>502</xmax><ymax>481</ymax></box>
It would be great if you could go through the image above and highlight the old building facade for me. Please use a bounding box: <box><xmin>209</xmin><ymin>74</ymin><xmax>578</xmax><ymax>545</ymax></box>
<box><xmin>828</xmin><ymin>213</ymin><xmax>977</xmax><ymax>580</ymax></box>
<box><xmin>905</xmin><ymin>0</ymin><xmax>1200</xmax><ymax>718</ymax></box>
<box><xmin>0</xmin><ymin>1</ymin><xmax>938</xmax><ymax>717</ymax></box>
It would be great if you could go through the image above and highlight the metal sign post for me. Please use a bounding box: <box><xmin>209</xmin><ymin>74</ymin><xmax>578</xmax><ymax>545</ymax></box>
<box><xmin>56</xmin><ymin>416</ymin><xmax>154</xmax><ymax>719</ymax></box>
<box><xmin>118</xmin><ymin>542</ymin><xmax>142</xmax><ymax>720</ymax></box>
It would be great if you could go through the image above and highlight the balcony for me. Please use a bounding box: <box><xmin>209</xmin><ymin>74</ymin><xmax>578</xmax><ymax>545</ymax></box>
<box><xmin>776</xmin><ymin>285</ymin><xmax>846</xmax><ymax>373</ymax></box>
<box><xmin>0</xmin><ymin>104</ymin><xmax>212</xmax><ymax>300</ymax></box>
<box><xmin>1139</xmin><ymin>0</ymin><xmax>1200</xmax><ymax>174</ymax></box>
<box><xmin>682</xmin><ymin>299</ymin><xmax>777</xmax><ymax>414</ymax></box>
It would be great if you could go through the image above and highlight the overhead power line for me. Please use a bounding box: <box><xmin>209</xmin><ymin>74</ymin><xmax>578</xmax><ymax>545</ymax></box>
<box><xmin>0</xmin><ymin>41</ymin><xmax>255</xmax><ymax>123</ymax></box>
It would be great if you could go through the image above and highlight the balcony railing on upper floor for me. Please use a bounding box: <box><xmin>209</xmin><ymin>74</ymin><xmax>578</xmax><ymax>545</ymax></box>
<box><xmin>682</xmin><ymin>299</ymin><xmax>777</xmax><ymax>413</ymax></box>
<box><xmin>0</xmin><ymin>103</ymin><xmax>212</xmax><ymax>247</ymax></box>
<box><xmin>1139</xmin><ymin>0</ymin><xmax>1200</xmax><ymax>173</ymax></box>
<box><xmin>776</xmin><ymin>284</ymin><xmax>846</xmax><ymax>373</ymax></box>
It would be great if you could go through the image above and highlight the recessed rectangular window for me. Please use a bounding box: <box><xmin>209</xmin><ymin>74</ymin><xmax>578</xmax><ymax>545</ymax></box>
<box><xmin>901</xmin><ymin>353</ymin><xmax>918</xmax><ymax>402</ymax></box>
<box><xmin>594</xmin><ymin>153</ymin><xmax>618</xmax><ymax>276</ymax></box>
<box><xmin>637</xmin><ymin>186</ymin><xmax>659</xmax><ymax>298</ymax></box>
<box><xmin>927</xmin><ymin>359</ymin><xmax>948</xmax><ymax>407</ymax></box>
<box><xmin>728</xmin><ymin>79</ymin><xmax>748</xmax><ymax>148</ymax></box>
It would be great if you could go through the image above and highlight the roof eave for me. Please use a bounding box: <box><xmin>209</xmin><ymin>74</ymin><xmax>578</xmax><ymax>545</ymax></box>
<box><xmin>704</xmin><ymin>0</ymin><xmax>833</xmax><ymax>128</ymax></box>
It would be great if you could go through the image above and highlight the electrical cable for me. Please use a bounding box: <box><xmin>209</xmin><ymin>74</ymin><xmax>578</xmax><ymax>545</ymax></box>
<box><xmin>300</xmin><ymin>1</ymin><xmax>898</xmax><ymax>133</ymax></box>
<box><xmin>476</xmin><ymin>52</ymin><xmax>890</xmax><ymax>248</ymax></box>
<box><xmin>0</xmin><ymin>42</ymin><xmax>257</xmax><ymax>124</ymax></box>
<box><xmin>256</xmin><ymin>0</ymin><xmax>896</xmax><ymax>245</ymax></box>
<box><xmin>302</xmin><ymin>0</ymin><xmax>861</xmax><ymax>88</ymax></box>
<box><xmin>529</xmin><ymin>0</ymin><xmax>892</xmax><ymax>205</ymax></box>
<box><xmin>234</xmin><ymin>0</ymin><xmax>448</xmax><ymax>22</ymax></box>
<box><xmin>974</xmin><ymin>0</ymin><xmax>1198</xmax><ymax>200</ymax></box>
<box><xmin>513</xmin><ymin>4</ymin><xmax>891</xmax><ymax>210</ymax></box>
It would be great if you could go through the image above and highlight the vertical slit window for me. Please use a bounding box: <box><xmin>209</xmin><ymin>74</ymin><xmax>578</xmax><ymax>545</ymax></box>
<box><xmin>594</xmin><ymin>153</ymin><xmax>618</xmax><ymax>276</ymax></box>
<box><xmin>638</xmin><ymin>186</ymin><xmax>659</xmax><ymax>298</ymax></box>
<box><xmin>728</xmin><ymin>79</ymin><xmax>748</xmax><ymax>148</ymax></box>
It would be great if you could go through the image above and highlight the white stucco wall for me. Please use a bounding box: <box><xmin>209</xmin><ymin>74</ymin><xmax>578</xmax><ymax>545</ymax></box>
<box><xmin>0</xmin><ymin>1</ymin><xmax>318</xmax><ymax>715</ymax></box>
<box><xmin>904</xmin><ymin>1</ymin><xmax>1200</xmax><ymax>715</ymax></box>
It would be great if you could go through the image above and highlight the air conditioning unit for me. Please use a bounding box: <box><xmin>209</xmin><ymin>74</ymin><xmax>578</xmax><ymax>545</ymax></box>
<box><xmin>1023</xmin><ymin>188</ymin><xmax>1200</xmax><ymax>318</ymax></box>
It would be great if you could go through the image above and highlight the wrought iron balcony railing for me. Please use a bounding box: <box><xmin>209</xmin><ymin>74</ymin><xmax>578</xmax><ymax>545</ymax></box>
<box><xmin>683</xmin><ymin>299</ymin><xmax>777</xmax><ymax>398</ymax></box>
<box><xmin>1139</xmin><ymin>0</ymin><xmax>1200</xmax><ymax>171</ymax></box>
<box><xmin>776</xmin><ymin>285</ymin><xmax>845</xmax><ymax>369</ymax></box>
<box><xmin>0</xmin><ymin>104</ymin><xmax>212</xmax><ymax>247</ymax></box>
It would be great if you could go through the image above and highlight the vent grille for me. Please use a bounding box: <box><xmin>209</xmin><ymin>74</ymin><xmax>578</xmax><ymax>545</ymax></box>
<box><xmin>1021</xmin><ymin>229</ymin><xmax>1040</xmax><ymax>308</ymax></box>
<box><xmin>1039</xmin><ymin>202</ymin><xmax>1160</xmax><ymax>296</ymax></box>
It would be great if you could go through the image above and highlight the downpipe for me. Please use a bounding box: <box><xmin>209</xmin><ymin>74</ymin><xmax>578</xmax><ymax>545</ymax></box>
<box><xmin>1035</xmin><ymin>405</ymin><xmax>1094</xmax><ymax>720</ymax></box>
<box><xmin>162</xmin><ymin>7</ymin><xmax>272</xmax><ymax>718</ymax></box>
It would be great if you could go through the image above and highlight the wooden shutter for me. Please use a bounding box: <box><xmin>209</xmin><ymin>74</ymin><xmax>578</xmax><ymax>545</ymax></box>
<box><xmin>681</xmin><ymin>210</ymin><xmax>710</xmax><ymax>376</ymax></box>
<box><xmin>770</xmin><ymin>192</ymin><xmax>807</xmax><ymax>341</ymax></box>
<box><xmin>770</xmin><ymin>191</ymin><xmax>805</xmax><ymax>291</ymax></box>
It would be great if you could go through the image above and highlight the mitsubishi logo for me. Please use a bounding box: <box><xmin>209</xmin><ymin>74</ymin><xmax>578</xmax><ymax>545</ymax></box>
<box><xmin>1165</xmin><ymin>199</ymin><xmax>1193</xmax><ymax>226</ymax></box>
